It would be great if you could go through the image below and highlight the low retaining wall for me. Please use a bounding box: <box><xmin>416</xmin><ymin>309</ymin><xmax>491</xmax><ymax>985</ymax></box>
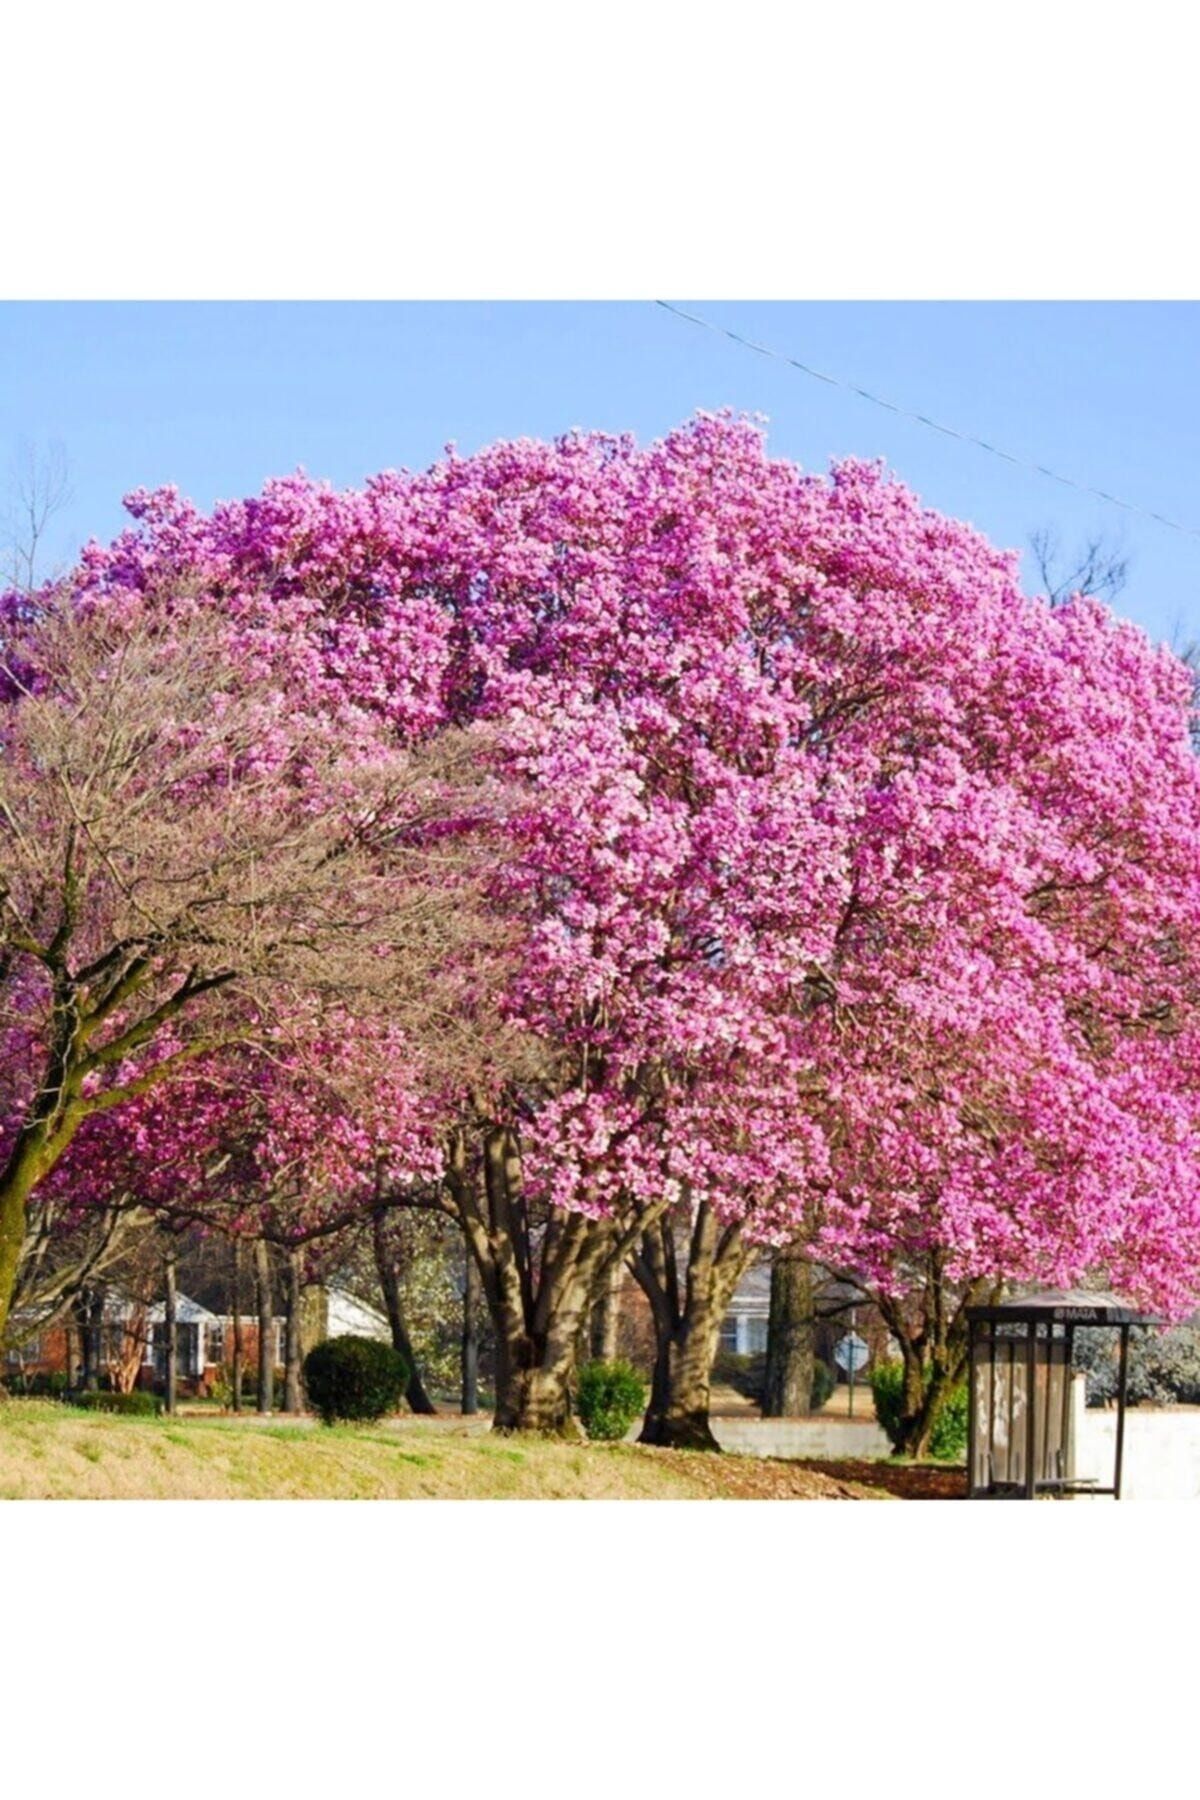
<box><xmin>711</xmin><ymin>1415</ymin><xmax>891</xmax><ymax>1460</ymax></box>
<box><xmin>1072</xmin><ymin>1389</ymin><xmax>1200</xmax><ymax>1500</ymax></box>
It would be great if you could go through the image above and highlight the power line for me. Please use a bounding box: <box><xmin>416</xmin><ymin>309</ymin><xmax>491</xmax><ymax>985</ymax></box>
<box><xmin>654</xmin><ymin>300</ymin><xmax>1200</xmax><ymax>543</ymax></box>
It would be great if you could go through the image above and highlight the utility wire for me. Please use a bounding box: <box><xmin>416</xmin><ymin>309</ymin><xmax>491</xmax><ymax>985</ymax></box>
<box><xmin>654</xmin><ymin>300</ymin><xmax>1200</xmax><ymax>543</ymax></box>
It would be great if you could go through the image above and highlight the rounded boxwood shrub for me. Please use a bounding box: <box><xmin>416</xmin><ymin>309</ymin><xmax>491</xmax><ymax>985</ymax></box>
<box><xmin>74</xmin><ymin>1389</ymin><xmax>160</xmax><ymax>1416</ymax></box>
<box><xmin>303</xmin><ymin>1335</ymin><xmax>409</xmax><ymax>1425</ymax></box>
<box><xmin>575</xmin><ymin>1359</ymin><xmax>646</xmax><ymax>1441</ymax></box>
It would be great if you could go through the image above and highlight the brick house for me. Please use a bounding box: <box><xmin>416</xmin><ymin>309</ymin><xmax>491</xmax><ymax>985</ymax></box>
<box><xmin>4</xmin><ymin>1283</ymin><xmax>391</xmax><ymax>1397</ymax></box>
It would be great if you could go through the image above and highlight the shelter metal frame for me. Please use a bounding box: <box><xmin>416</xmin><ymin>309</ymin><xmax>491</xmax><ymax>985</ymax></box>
<box><xmin>964</xmin><ymin>1293</ymin><xmax>1158</xmax><ymax>1501</ymax></box>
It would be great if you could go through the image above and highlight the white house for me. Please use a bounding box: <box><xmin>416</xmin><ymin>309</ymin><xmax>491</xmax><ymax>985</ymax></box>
<box><xmin>720</xmin><ymin>1262</ymin><xmax>771</xmax><ymax>1355</ymax></box>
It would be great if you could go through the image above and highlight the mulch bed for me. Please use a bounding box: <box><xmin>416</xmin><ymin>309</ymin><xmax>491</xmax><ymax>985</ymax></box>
<box><xmin>798</xmin><ymin>1458</ymin><xmax>967</xmax><ymax>1499</ymax></box>
<box><xmin>631</xmin><ymin>1447</ymin><xmax>886</xmax><ymax>1499</ymax></box>
<box><xmin>628</xmin><ymin>1448</ymin><xmax>967</xmax><ymax>1499</ymax></box>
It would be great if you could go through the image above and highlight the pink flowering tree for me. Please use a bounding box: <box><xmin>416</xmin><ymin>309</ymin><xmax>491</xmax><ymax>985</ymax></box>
<box><xmin>12</xmin><ymin>415</ymin><xmax>1200</xmax><ymax>1447</ymax></box>
<box><xmin>791</xmin><ymin>534</ymin><xmax>1200</xmax><ymax>1453</ymax></box>
<box><xmin>33</xmin><ymin>1007</ymin><xmax>444</xmax><ymax>1407</ymax></box>
<box><xmin>0</xmin><ymin>585</ymin><xmax>484</xmax><ymax>1345</ymax></box>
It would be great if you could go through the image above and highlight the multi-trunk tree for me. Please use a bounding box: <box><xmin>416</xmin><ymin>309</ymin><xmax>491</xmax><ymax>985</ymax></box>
<box><xmin>6</xmin><ymin>416</ymin><xmax>1200</xmax><ymax>1443</ymax></box>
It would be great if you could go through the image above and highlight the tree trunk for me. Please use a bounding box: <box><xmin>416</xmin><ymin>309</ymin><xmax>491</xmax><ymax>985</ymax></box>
<box><xmin>65</xmin><ymin>1312</ymin><xmax>81</xmax><ymax>1392</ymax></box>
<box><xmin>80</xmin><ymin>1287</ymin><xmax>103</xmax><ymax>1392</ymax></box>
<box><xmin>634</xmin><ymin>1206</ymin><xmax>751</xmax><ymax>1451</ymax></box>
<box><xmin>0</xmin><ymin>1123</ymin><xmax>68</xmax><ymax>1345</ymax></box>
<box><xmin>490</xmin><ymin>1322</ymin><xmax>582</xmax><ymax>1437</ymax></box>
<box><xmin>461</xmin><ymin>1245</ymin><xmax>480</xmax><ymax>1416</ymax></box>
<box><xmin>254</xmin><ymin>1238</ymin><xmax>273</xmax><ymax>1415</ymax></box>
<box><xmin>230</xmin><ymin>1240</ymin><xmax>243</xmax><ymax>1413</ymax></box>
<box><xmin>889</xmin><ymin>1348</ymin><xmax>964</xmax><ymax>1458</ymax></box>
<box><xmin>873</xmin><ymin>1272</ymin><xmax>985</xmax><ymax>1459</ymax></box>
<box><xmin>589</xmin><ymin>1262</ymin><xmax>623</xmax><ymax>1363</ymax></box>
<box><xmin>641</xmin><ymin>1315</ymin><xmax>723</xmax><ymax>1449</ymax></box>
<box><xmin>88</xmin><ymin>1288</ymin><xmax>106</xmax><ymax>1391</ymax></box>
<box><xmin>371</xmin><ymin>1211</ymin><xmax>436</xmax><ymax>1414</ymax></box>
<box><xmin>443</xmin><ymin>1123</ymin><xmax>644</xmax><ymax>1436</ymax></box>
<box><xmin>762</xmin><ymin>1246</ymin><xmax>815</xmax><ymax>1417</ymax></box>
<box><xmin>282</xmin><ymin>1245</ymin><xmax>304</xmax><ymax>1414</ymax></box>
<box><xmin>163</xmin><ymin>1249</ymin><xmax>177</xmax><ymax>1415</ymax></box>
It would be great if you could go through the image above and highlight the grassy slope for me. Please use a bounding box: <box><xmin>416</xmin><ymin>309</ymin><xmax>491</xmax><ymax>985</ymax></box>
<box><xmin>0</xmin><ymin>1402</ymin><xmax>886</xmax><ymax>1500</ymax></box>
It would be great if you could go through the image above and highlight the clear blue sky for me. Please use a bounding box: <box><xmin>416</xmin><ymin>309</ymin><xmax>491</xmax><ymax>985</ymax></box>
<box><xmin>2</xmin><ymin>301</ymin><xmax>1197</xmax><ymax>648</ymax></box>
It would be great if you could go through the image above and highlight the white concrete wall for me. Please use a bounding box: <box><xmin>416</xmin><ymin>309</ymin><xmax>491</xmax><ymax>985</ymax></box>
<box><xmin>711</xmin><ymin>1416</ymin><xmax>891</xmax><ymax>1459</ymax></box>
<box><xmin>1073</xmin><ymin>1395</ymin><xmax>1200</xmax><ymax>1500</ymax></box>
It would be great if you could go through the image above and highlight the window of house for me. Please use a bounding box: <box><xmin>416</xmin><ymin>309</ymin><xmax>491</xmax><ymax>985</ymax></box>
<box><xmin>746</xmin><ymin>1317</ymin><xmax>769</xmax><ymax>1355</ymax></box>
<box><xmin>206</xmin><ymin>1322</ymin><xmax>225</xmax><ymax>1365</ymax></box>
<box><xmin>719</xmin><ymin>1316</ymin><xmax>740</xmax><ymax>1353</ymax></box>
<box><xmin>5</xmin><ymin>1336</ymin><xmax>41</xmax><ymax>1363</ymax></box>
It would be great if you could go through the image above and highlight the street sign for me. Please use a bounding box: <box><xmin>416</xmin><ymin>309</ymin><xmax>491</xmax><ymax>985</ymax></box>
<box><xmin>835</xmin><ymin>1332</ymin><xmax>869</xmax><ymax>1373</ymax></box>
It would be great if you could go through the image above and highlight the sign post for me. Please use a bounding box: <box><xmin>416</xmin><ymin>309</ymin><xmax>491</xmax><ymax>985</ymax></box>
<box><xmin>835</xmin><ymin>1321</ymin><xmax>870</xmax><ymax>1417</ymax></box>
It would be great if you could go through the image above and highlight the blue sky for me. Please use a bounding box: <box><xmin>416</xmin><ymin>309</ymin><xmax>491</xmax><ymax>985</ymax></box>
<box><xmin>2</xmin><ymin>301</ymin><xmax>1197</xmax><ymax>648</ymax></box>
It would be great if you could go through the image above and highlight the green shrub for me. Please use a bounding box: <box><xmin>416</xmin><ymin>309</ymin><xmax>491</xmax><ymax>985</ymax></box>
<box><xmin>575</xmin><ymin>1359</ymin><xmax>646</xmax><ymax>1441</ymax></box>
<box><xmin>73</xmin><ymin>1389</ymin><xmax>160</xmax><ymax>1416</ymax></box>
<box><xmin>810</xmin><ymin>1359</ymin><xmax>836</xmax><ymax>1411</ymax></box>
<box><xmin>869</xmin><ymin>1359</ymin><xmax>907</xmax><ymax>1447</ymax></box>
<box><xmin>303</xmin><ymin>1335</ymin><xmax>408</xmax><ymax>1425</ymax></box>
<box><xmin>869</xmin><ymin>1358</ymin><xmax>967</xmax><ymax>1460</ymax></box>
<box><xmin>927</xmin><ymin>1381</ymin><xmax>969</xmax><ymax>1460</ymax></box>
<box><xmin>1</xmin><ymin>1369</ymin><xmax>70</xmax><ymax>1400</ymax></box>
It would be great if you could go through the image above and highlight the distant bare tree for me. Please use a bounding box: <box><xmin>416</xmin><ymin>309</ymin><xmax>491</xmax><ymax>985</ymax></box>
<box><xmin>1029</xmin><ymin>525</ymin><xmax>1129</xmax><ymax>608</ymax></box>
<box><xmin>0</xmin><ymin>595</ymin><xmax>507</xmax><ymax>1341</ymax></box>
<box><xmin>2</xmin><ymin>440</ymin><xmax>73</xmax><ymax>595</ymax></box>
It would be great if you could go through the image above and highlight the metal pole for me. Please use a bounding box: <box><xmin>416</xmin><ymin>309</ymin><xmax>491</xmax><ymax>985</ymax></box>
<box><xmin>966</xmin><ymin>1317</ymin><xmax>978</xmax><ymax>1496</ymax></box>
<box><xmin>1024</xmin><ymin>1322</ymin><xmax>1037</xmax><ymax>1499</ymax></box>
<box><xmin>848</xmin><ymin>1306</ymin><xmax>856</xmax><ymax>1418</ymax></box>
<box><xmin>1114</xmin><ymin>1324</ymin><xmax>1130</xmax><ymax>1501</ymax></box>
<box><xmin>1006</xmin><ymin>1336</ymin><xmax>1016</xmax><ymax>1486</ymax></box>
<box><xmin>1060</xmin><ymin>1324</ymin><xmax>1074</xmax><ymax>1488</ymax></box>
<box><xmin>988</xmin><ymin>1326</ymin><xmax>997</xmax><ymax>1490</ymax></box>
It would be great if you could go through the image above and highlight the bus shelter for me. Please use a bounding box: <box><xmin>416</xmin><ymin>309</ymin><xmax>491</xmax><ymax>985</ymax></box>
<box><xmin>965</xmin><ymin>1290</ymin><xmax>1158</xmax><ymax>1500</ymax></box>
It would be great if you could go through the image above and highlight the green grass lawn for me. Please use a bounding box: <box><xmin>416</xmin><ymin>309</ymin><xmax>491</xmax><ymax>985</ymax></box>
<box><xmin>0</xmin><ymin>1400</ymin><xmax>896</xmax><ymax>1500</ymax></box>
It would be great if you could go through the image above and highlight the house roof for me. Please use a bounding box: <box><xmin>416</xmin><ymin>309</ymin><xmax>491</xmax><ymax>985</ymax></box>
<box><xmin>146</xmin><ymin>1292</ymin><xmax>220</xmax><ymax>1326</ymax></box>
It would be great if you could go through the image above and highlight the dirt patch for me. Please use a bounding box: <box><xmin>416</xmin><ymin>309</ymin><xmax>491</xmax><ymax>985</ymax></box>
<box><xmin>631</xmin><ymin>1447</ymin><xmax>884</xmax><ymax>1499</ymax></box>
<box><xmin>797</xmin><ymin>1458</ymin><xmax>966</xmax><ymax>1499</ymax></box>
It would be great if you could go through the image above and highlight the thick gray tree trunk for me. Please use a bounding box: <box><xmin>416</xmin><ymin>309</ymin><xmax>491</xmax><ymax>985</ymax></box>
<box><xmin>371</xmin><ymin>1211</ymin><xmax>436</xmax><ymax>1414</ymax></box>
<box><xmin>589</xmin><ymin>1262</ymin><xmax>623</xmax><ymax>1362</ymax></box>
<box><xmin>163</xmin><ymin>1249</ymin><xmax>178</xmax><ymax>1415</ymax></box>
<box><xmin>762</xmin><ymin>1246</ymin><xmax>815</xmax><ymax>1417</ymax></box>
<box><xmin>444</xmin><ymin>1125</ymin><xmax>643</xmax><ymax>1436</ymax></box>
<box><xmin>634</xmin><ymin>1206</ymin><xmax>750</xmax><ymax>1451</ymax></box>
<box><xmin>461</xmin><ymin>1247</ymin><xmax>480</xmax><ymax>1416</ymax></box>
<box><xmin>65</xmin><ymin>1311</ymin><xmax>81</xmax><ymax>1392</ymax></box>
<box><xmin>230</xmin><ymin>1240</ymin><xmax>244</xmax><ymax>1412</ymax></box>
<box><xmin>79</xmin><ymin>1288</ymin><xmax>102</xmax><ymax>1392</ymax></box>
<box><xmin>282</xmin><ymin>1245</ymin><xmax>304</xmax><ymax>1414</ymax></box>
<box><xmin>254</xmin><ymin>1239</ymin><xmax>273</xmax><ymax>1415</ymax></box>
